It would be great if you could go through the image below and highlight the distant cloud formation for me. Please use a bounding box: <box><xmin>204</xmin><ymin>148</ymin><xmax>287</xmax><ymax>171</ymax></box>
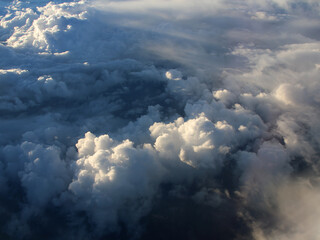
<box><xmin>0</xmin><ymin>0</ymin><xmax>320</xmax><ymax>239</ymax></box>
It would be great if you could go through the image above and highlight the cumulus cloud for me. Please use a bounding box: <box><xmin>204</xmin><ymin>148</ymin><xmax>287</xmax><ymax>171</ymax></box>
<box><xmin>67</xmin><ymin>132</ymin><xmax>163</xmax><ymax>235</ymax></box>
<box><xmin>0</xmin><ymin>0</ymin><xmax>320</xmax><ymax>239</ymax></box>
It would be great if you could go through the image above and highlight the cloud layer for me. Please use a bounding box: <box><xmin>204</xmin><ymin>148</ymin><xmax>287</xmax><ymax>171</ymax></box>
<box><xmin>0</xmin><ymin>0</ymin><xmax>320</xmax><ymax>239</ymax></box>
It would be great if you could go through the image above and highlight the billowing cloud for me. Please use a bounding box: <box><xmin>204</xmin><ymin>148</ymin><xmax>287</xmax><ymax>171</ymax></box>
<box><xmin>0</xmin><ymin>0</ymin><xmax>320</xmax><ymax>239</ymax></box>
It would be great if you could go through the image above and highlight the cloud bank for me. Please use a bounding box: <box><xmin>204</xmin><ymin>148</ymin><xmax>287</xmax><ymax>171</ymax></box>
<box><xmin>0</xmin><ymin>0</ymin><xmax>320</xmax><ymax>239</ymax></box>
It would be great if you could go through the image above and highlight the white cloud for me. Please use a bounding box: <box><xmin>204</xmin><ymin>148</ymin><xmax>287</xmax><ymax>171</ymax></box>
<box><xmin>68</xmin><ymin>132</ymin><xmax>164</xmax><ymax>233</ymax></box>
<box><xmin>0</xmin><ymin>0</ymin><xmax>320</xmax><ymax>239</ymax></box>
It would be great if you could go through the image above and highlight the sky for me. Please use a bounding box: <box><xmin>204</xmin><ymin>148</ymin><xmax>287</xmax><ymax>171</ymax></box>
<box><xmin>0</xmin><ymin>0</ymin><xmax>320</xmax><ymax>239</ymax></box>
